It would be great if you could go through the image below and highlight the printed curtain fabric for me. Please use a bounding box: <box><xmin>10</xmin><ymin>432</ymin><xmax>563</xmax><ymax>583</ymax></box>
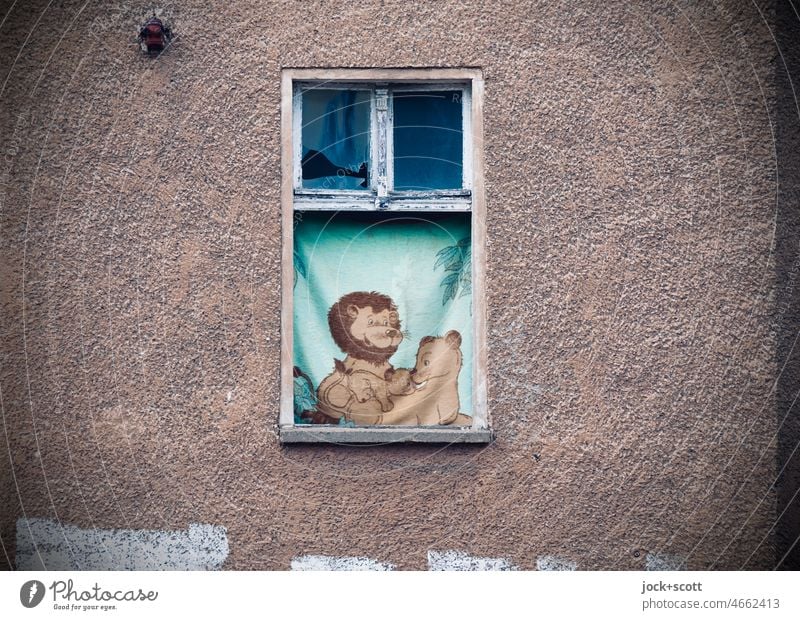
<box><xmin>293</xmin><ymin>212</ymin><xmax>472</xmax><ymax>426</ymax></box>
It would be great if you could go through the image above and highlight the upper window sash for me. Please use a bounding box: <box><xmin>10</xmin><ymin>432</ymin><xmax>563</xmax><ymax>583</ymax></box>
<box><xmin>292</xmin><ymin>81</ymin><xmax>472</xmax><ymax>209</ymax></box>
<box><xmin>292</xmin><ymin>82</ymin><xmax>375</xmax><ymax>194</ymax></box>
<box><xmin>387</xmin><ymin>84</ymin><xmax>472</xmax><ymax>195</ymax></box>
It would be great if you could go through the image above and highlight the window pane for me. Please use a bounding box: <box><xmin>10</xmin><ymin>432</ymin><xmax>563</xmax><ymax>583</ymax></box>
<box><xmin>393</xmin><ymin>91</ymin><xmax>463</xmax><ymax>191</ymax></box>
<box><xmin>301</xmin><ymin>89</ymin><xmax>370</xmax><ymax>190</ymax></box>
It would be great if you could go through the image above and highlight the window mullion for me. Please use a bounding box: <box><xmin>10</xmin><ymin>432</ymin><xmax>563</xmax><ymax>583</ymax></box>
<box><xmin>386</xmin><ymin>88</ymin><xmax>394</xmax><ymax>196</ymax></box>
<box><xmin>375</xmin><ymin>87</ymin><xmax>389</xmax><ymax>207</ymax></box>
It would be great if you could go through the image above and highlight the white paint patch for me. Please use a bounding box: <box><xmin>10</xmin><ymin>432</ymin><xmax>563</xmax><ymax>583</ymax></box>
<box><xmin>427</xmin><ymin>550</ymin><xmax>517</xmax><ymax>571</ymax></box>
<box><xmin>16</xmin><ymin>518</ymin><xmax>228</xmax><ymax>570</ymax></box>
<box><xmin>290</xmin><ymin>554</ymin><xmax>395</xmax><ymax>571</ymax></box>
<box><xmin>646</xmin><ymin>552</ymin><xmax>687</xmax><ymax>571</ymax></box>
<box><xmin>536</xmin><ymin>555</ymin><xmax>577</xmax><ymax>571</ymax></box>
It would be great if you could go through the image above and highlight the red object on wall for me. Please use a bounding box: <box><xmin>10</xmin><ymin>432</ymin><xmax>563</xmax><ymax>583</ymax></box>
<box><xmin>139</xmin><ymin>16</ymin><xmax>172</xmax><ymax>55</ymax></box>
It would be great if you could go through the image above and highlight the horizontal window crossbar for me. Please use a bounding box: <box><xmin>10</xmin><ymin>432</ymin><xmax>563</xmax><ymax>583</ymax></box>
<box><xmin>389</xmin><ymin>190</ymin><xmax>471</xmax><ymax>199</ymax></box>
<box><xmin>293</xmin><ymin>198</ymin><xmax>472</xmax><ymax>211</ymax></box>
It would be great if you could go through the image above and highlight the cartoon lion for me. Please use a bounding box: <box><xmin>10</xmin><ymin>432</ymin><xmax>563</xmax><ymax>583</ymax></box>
<box><xmin>316</xmin><ymin>291</ymin><xmax>405</xmax><ymax>420</ymax></box>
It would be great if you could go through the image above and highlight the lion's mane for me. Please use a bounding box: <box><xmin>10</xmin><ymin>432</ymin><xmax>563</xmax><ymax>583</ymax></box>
<box><xmin>327</xmin><ymin>291</ymin><xmax>401</xmax><ymax>365</ymax></box>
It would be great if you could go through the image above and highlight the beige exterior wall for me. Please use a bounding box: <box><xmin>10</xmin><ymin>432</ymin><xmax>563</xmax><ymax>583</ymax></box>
<box><xmin>1</xmin><ymin>0</ymin><xmax>796</xmax><ymax>569</ymax></box>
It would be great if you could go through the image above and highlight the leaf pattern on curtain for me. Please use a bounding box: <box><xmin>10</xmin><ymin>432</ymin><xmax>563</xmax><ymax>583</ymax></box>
<box><xmin>293</xmin><ymin>249</ymin><xmax>307</xmax><ymax>288</ymax></box>
<box><xmin>435</xmin><ymin>237</ymin><xmax>471</xmax><ymax>305</ymax></box>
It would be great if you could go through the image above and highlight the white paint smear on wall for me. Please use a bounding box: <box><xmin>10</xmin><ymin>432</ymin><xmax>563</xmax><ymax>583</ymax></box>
<box><xmin>646</xmin><ymin>552</ymin><xmax>687</xmax><ymax>571</ymax></box>
<box><xmin>427</xmin><ymin>550</ymin><xmax>517</xmax><ymax>571</ymax></box>
<box><xmin>290</xmin><ymin>554</ymin><xmax>395</xmax><ymax>571</ymax></box>
<box><xmin>536</xmin><ymin>555</ymin><xmax>577</xmax><ymax>571</ymax></box>
<box><xmin>16</xmin><ymin>518</ymin><xmax>229</xmax><ymax>570</ymax></box>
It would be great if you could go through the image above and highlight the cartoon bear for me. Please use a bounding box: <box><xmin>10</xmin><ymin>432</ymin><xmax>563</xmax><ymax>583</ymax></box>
<box><xmin>346</xmin><ymin>330</ymin><xmax>472</xmax><ymax>427</ymax></box>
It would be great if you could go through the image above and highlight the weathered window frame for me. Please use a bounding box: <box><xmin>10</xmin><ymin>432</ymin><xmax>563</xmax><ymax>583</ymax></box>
<box><xmin>280</xmin><ymin>68</ymin><xmax>490</xmax><ymax>443</ymax></box>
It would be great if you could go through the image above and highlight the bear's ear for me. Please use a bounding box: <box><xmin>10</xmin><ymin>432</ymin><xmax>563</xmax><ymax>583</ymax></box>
<box><xmin>346</xmin><ymin>304</ymin><xmax>359</xmax><ymax>319</ymax></box>
<box><xmin>419</xmin><ymin>336</ymin><xmax>435</xmax><ymax>348</ymax></box>
<box><xmin>334</xmin><ymin>359</ymin><xmax>346</xmax><ymax>373</ymax></box>
<box><xmin>445</xmin><ymin>330</ymin><xmax>462</xmax><ymax>349</ymax></box>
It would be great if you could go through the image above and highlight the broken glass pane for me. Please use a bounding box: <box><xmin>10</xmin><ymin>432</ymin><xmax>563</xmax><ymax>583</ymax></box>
<box><xmin>301</xmin><ymin>89</ymin><xmax>370</xmax><ymax>191</ymax></box>
<box><xmin>393</xmin><ymin>91</ymin><xmax>463</xmax><ymax>191</ymax></box>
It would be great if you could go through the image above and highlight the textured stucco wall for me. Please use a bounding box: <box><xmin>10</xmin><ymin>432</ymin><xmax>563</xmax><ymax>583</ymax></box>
<box><xmin>1</xmin><ymin>0</ymin><xmax>797</xmax><ymax>570</ymax></box>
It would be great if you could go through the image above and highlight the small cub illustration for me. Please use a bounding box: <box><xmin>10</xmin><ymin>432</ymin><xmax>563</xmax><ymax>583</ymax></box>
<box><xmin>318</xmin><ymin>361</ymin><xmax>419</xmax><ymax>418</ymax></box>
<box><xmin>384</xmin><ymin>367</ymin><xmax>417</xmax><ymax>398</ymax></box>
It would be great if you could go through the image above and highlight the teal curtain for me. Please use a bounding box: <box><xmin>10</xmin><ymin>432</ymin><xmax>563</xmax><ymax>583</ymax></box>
<box><xmin>293</xmin><ymin>211</ymin><xmax>472</xmax><ymax>416</ymax></box>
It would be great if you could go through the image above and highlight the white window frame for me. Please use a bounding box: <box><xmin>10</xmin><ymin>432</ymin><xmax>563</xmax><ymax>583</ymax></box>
<box><xmin>280</xmin><ymin>68</ymin><xmax>490</xmax><ymax>443</ymax></box>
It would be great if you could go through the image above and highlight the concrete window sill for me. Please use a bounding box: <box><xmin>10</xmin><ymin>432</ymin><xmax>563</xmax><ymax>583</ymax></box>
<box><xmin>279</xmin><ymin>425</ymin><xmax>494</xmax><ymax>444</ymax></box>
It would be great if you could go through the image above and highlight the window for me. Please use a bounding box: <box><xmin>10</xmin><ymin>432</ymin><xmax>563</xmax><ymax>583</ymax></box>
<box><xmin>280</xmin><ymin>69</ymin><xmax>489</xmax><ymax>443</ymax></box>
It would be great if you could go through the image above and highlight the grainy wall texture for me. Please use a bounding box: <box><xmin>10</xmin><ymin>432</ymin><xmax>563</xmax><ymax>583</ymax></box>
<box><xmin>1</xmin><ymin>0</ymin><xmax>798</xmax><ymax>570</ymax></box>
